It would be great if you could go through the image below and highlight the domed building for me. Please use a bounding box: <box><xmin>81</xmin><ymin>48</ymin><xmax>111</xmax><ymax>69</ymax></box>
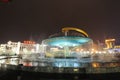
<box><xmin>39</xmin><ymin>27</ymin><xmax>93</xmax><ymax>67</ymax></box>
<box><xmin>42</xmin><ymin>27</ymin><xmax>93</xmax><ymax>58</ymax></box>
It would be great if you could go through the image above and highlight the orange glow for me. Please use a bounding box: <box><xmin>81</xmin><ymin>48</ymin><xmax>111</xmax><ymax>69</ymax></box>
<box><xmin>62</xmin><ymin>27</ymin><xmax>89</xmax><ymax>37</ymax></box>
<box><xmin>92</xmin><ymin>63</ymin><xmax>100</xmax><ymax>67</ymax></box>
<box><xmin>105</xmin><ymin>39</ymin><xmax>115</xmax><ymax>49</ymax></box>
<box><xmin>76</xmin><ymin>48</ymin><xmax>80</xmax><ymax>52</ymax></box>
<box><xmin>105</xmin><ymin>39</ymin><xmax>115</xmax><ymax>42</ymax></box>
<box><xmin>23</xmin><ymin>62</ymin><xmax>32</xmax><ymax>66</ymax></box>
<box><xmin>23</xmin><ymin>40</ymin><xmax>35</xmax><ymax>44</ymax></box>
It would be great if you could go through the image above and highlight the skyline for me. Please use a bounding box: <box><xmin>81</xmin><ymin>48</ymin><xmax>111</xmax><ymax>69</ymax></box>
<box><xmin>0</xmin><ymin>0</ymin><xmax>120</xmax><ymax>44</ymax></box>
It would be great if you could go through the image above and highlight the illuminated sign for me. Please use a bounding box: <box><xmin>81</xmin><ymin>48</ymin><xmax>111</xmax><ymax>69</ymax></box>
<box><xmin>23</xmin><ymin>41</ymin><xmax>35</xmax><ymax>44</ymax></box>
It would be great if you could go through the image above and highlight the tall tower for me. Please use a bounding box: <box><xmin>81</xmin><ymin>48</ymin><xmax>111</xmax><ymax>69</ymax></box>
<box><xmin>105</xmin><ymin>39</ymin><xmax>115</xmax><ymax>49</ymax></box>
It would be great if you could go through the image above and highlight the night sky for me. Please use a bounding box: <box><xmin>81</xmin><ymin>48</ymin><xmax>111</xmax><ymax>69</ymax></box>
<box><xmin>0</xmin><ymin>0</ymin><xmax>120</xmax><ymax>44</ymax></box>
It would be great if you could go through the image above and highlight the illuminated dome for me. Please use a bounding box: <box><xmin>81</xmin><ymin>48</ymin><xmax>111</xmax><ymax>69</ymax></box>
<box><xmin>42</xmin><ymin>27</ymin><xmax>93</xmax><ymax>58</ymax></box>
<box><xmin>43</xmin><ymin>36</ymin><xmax>92</xmax><ymax>47</ymax></box>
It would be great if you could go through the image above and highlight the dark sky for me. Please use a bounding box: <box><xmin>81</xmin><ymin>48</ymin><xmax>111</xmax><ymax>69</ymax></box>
<box><xmin>0</xmin><ymin>0</ymin><xmax>120</xmax><ymax>43</ymax></box>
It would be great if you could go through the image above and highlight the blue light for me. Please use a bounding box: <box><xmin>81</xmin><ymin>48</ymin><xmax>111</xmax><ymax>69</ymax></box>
<box><xmin>43</xmin><ymin>36</ymin><xmax>92</xmax><ymax>47</ymax></box>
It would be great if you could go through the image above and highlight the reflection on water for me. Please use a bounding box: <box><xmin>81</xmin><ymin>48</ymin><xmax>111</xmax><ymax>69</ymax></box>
<box><xmin>0</xmin><ymin>58</ymin><xmax>120</xmax><ymax>80</ymax></box>
<box><xmin>1</xmin><ymin>68</ymin><xmax>118</xmax><ymax>80</ymax></box>
<box><xmin>18</xmin><ymin>77</ymin><xmax>86</xmax><ymax>80</ymax></box>
<box><xmin>15</xmin><ymin>75</ymin><xmax>120</xmax><ymax>80</ymax></box>
<box><xmin>0</xmin><ymin>57</ymin><xmax>19</xmax><ymax>65</ymax></box>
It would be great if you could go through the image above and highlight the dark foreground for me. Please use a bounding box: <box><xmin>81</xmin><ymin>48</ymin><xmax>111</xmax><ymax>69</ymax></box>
<box><xmin>0</xmin><ymin>70</ymin><xmax>120</xmax><ymax>80</ymax></box>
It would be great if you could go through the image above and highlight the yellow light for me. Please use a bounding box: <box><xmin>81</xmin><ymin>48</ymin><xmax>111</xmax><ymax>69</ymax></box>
<box><xmin>62</xmin><ymin>27</ymin><xmax>89</xmax><ymax>37</ymax></box>
<box><xmin>80</xmin><ymin>49</ymin><xmax>83</xmax><ymax>51</ymax></box>
<box><xmin>92</xmin><ymin>63</ymin><xmax>99</xmax><ymax>68</ymax></box>
<box><xmin>73</xmin><ymin>69</ymin><xmax>79</xmax><ymax>72</ymax></box>
<box><xmin>105</xmin><ymin>38</ymin><xmax>115</xmax><ymax>49</ymax></box>
<box><xmin>76</xmin><ymin>48</ymin><xmax>79</xmax><ymax>52</ymax></box>
<box><xmin>105</xmin><ymin>39</ymin><xmax>115</xmax><ymax>42</ymax></box>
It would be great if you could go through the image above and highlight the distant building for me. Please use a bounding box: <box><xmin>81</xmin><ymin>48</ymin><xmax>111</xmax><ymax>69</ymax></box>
<box><xmin>0</xmin><ymin>40</ymin><xmax>43</xmax><ymax>55</ymax></box>
<box><xmin>105</xmin><ymin>39</ymin><xmax>115</xmax><ymax>49</ymax></box>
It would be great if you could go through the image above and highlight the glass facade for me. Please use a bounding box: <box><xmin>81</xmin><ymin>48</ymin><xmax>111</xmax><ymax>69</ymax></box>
<box><xmin>42</xmin><ymin>36</ymin><xmax>93</xmax><ymax>58</ymax></box>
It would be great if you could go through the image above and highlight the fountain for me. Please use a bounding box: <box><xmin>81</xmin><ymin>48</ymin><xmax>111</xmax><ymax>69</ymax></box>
<box><xmin>3</xmin><ymin>27</ymin><xmax>120</xmax><ymax>79</ymax></box>
<box><xmin>42</xmin><ymin>27</ymin><xmax>93</xmax><ymax>58</ymax></box>
<box><xmin>39</xmin><ymin>27</ymin><xmax>93</xmax><ymax>67</ymax></box>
